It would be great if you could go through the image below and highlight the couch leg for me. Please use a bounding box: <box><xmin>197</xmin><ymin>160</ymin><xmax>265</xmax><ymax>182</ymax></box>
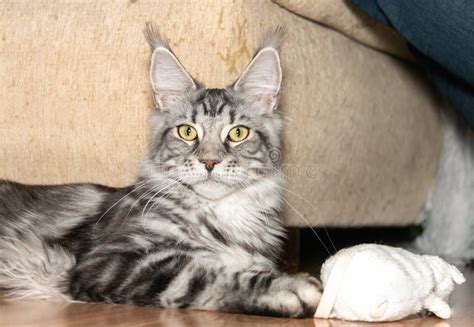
<box><xmin>280</xmin><ymin>227</ymin><xmax>300</xmax><ymax>273</ymax></box>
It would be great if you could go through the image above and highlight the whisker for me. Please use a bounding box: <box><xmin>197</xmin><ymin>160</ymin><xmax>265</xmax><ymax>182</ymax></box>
<box><xmin>140</xmin><ymin>179</ymin><xmax>181</xmax><ymax>233</ymax></box>
<box><xmin>92</xmin><ymin>179</ymin><xmax>151</xmax><ymax>236</ymax></box>
<box><xmin>144</xmin><ymin>178</ymin><xmax>183</xmax><ymax>219</ymax></box>
<box><xmin>270</xmin><ymin>166</ymin><xmax>337</xmax><ymax>254</ymax></box>
<box><xmin>279</xmin><ymin>194</ymin><xmax>333</xmax><ymax>256</ymax></box>
<box><xmin>117</xmin><ymin>168</ymin><xmax>183</xmax><ymax>234</ymax></box>
<box><xmin>236</xmin><ymin>179</ymin><xmax>272</xmax><ymax>228</ymax></box>
<box><xmin>274</xmin><ymin>184</ymin><xmax>337</xmax><ymax>254</ymax></box>
<box><xmin>117</xmin><ymin>182</ymin><xmax>171</xmax><ymax>233</ymax></box>
<box><xmin>141</xmin><ymin>179</ymin><xmax>186</xmax><ymax>235</ymax></box>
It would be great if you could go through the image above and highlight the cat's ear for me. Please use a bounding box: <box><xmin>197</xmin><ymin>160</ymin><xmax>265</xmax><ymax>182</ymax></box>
<box><xmin>233</xmin><ymin>37</ymin><xmax>283</xmax><ymax>112</ymax></box>
<box><xmin>146</xmin><ymin>25</ymin><xmax>197</xmax><ymax>110</ymax></box>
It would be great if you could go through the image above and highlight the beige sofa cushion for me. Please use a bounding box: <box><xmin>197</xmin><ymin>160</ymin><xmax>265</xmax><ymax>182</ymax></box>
<box><xmin>0</xmin><ymin>0</ymin><xmax>442</xmax><ymax>227</ymax></box>
<box><xmin>273</xmin><ymin>0</ymin><xmax>413</xmax><ymax>60</ymax></box>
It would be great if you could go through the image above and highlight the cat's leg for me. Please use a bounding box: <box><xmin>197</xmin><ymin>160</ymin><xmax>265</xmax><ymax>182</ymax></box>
<box><xmin>160</xmin><ymin>262</ymin><xmax>322</xmax><ymax>318</ymax></box>
<box><xmin>69</xmin><ymin>252</ymin><xmax>322</xmax><ymax>318</ymax></box>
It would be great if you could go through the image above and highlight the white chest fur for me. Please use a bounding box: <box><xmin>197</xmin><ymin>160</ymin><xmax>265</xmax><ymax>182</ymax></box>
<box><xmin>198</xmin><ymin>178</ymin><xmax>284</xmax><ymax>269</ymax></box>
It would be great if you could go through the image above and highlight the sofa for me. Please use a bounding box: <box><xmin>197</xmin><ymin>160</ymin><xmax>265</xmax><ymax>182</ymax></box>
<box><xmin>0</xmin><ymin>0</ymin><xmax>443</xmax><ymax>228</ymax></box>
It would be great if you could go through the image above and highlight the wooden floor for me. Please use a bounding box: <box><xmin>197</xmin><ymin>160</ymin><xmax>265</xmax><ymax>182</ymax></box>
<box><xmin>1</xmin><ymin>268</ymin><xmax>472</xmax><ymax>327</ymax></box>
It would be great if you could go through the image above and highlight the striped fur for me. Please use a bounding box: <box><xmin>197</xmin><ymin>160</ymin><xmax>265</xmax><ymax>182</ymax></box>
<box><xmin>0</xmin><ymin>28</ymin><xmax>322</xmax><ymax>317</ymax></box>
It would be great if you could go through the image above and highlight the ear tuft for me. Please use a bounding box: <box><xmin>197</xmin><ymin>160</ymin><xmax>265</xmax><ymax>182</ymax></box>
<box><xmin>146</xmin><ymin>24</ymin><xmax>197</xmax><ymax>110</ymax></box>
<box><xmin>260</xmin><ymin>26</ymin><xmax>286</xmax><ymax>51</ymax></box>
<box><xmin>144</xmin><ymin>22</ymin><xmax>169</xmax><ymax>51</ymax></box>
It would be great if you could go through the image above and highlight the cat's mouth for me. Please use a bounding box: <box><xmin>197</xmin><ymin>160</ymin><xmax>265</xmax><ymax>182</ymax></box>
<box><xmin>200</xmin><ymin>176</ymin><xmax>231</xmax><ymax>187</ymax></box>
<box><xmin>192</xmin><ymin>179</ymin><xmax>233</xmax><ymax>200</ymax></box>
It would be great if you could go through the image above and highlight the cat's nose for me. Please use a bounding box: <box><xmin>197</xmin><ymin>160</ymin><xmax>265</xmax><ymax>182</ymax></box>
<box><xmin>200</xmin><ymin>159</ymin><xmax>220</xmax><ymax>172</ymax></box>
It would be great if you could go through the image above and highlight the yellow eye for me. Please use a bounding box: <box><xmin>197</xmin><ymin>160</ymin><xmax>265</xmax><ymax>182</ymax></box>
<box><xmin>177</xmin><ymin>125</ymin><xmax>198</xmax><ymax>141</ymax></box>
<box><xmin>228</xmin><ymin>126</ymin><xmax>249</xmax><ymax>142</ymax></box>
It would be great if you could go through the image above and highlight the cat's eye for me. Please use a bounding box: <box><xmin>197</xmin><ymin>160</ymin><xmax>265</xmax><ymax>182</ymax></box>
<box><xmin>228</xmin><ymin>126</ymin><xmax>249</xmax><ymax>142</ymax></box>
<box><xmin>177</xmin><ymin>125</ymin><xmax>198</xmax><ymax>141</ymax></box>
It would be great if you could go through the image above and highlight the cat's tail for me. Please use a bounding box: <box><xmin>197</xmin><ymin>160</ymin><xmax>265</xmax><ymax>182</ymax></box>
<box><xmin>0</xmin><ymin>232</ymin><xmax>75</xmax><ymax>301</ymax></box>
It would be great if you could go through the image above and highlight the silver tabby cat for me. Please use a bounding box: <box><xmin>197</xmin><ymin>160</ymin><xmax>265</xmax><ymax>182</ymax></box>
<box><xmin>0</xmin><ymin>28</ymin><xmax>322</xmax><ymax>317</ymax></box>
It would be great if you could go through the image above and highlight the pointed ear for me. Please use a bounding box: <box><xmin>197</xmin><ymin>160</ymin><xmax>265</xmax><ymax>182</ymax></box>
<box><xmin>149</xmin><ymin>47</ymin><xmax>197</xmax><ymax>110</ymax></box>
<box><xmin>233</xmin><ymin>47</ymin><xmax>282</xmax><ymax>111</ymax></box>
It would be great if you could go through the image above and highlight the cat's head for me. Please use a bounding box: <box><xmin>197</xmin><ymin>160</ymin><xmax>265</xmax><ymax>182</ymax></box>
<box><xmin>142</xmin><ymin>27</ymin><xmax>284</xmax><ymax>200</ymax></box>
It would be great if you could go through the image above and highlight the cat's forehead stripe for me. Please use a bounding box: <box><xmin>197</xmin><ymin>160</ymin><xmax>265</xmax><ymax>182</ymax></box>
<box><xmin>191</xmin><ymin>89</ymin><xmax>235</xmax><ymax>123</ymax></box>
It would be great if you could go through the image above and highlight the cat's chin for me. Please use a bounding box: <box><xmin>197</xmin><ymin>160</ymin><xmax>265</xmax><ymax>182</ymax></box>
<box><xmin>192</xmin><ymin>180</ymin><xmax>233</xmax><ymax>200</ymax></box>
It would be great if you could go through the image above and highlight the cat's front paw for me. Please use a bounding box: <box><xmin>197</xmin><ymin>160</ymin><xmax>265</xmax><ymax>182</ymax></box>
<box><xmin>261</xmin><ymin>273</ymin><xmax>322</xmax><ymax>318</ymax></box>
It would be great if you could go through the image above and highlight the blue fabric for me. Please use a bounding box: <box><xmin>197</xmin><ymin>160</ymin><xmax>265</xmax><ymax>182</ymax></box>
<box><xmin>352</xmin><ymin>0</ymin><xmax>474</xmax><ymax>128</ymax></box>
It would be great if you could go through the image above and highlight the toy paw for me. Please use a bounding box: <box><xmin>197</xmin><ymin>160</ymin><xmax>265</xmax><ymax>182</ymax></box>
<box><xmin>369</xmin><ymin>300</ymin><xmax>388</xmax><ymax>320</ymax></box>
<box><xmin>425</xmin><ymin>295</ymin><xmax>452</xmax><ymax>319</ymax></box>
<box><xmin>450</xmin><ymin>266</ymin><xmax>466</xmax><ymax>285</ymax></box>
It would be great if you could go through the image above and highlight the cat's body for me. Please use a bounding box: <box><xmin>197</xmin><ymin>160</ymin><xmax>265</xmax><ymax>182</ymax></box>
<box><xmin>0</xmin><ymin>29</ymin><xmax>322</xmax><ymax>317</ymax></box>
<box><xmin>0</xmin><ymin>175</ymin><xmax>308</xmax><ymax>315</ymax></box>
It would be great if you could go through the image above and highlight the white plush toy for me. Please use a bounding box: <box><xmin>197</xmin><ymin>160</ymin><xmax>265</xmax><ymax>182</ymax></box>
<box><xmin>314</xmin><ymin>244</ymin><xmax>465</xmax><ymax>322</ymax></box>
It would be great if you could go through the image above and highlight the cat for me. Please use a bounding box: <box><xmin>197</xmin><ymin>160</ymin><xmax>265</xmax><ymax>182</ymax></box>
<box><xmin>0</xmin><ymin>27</ymin><xmax>322</xmax><ymax>318</ymax></box>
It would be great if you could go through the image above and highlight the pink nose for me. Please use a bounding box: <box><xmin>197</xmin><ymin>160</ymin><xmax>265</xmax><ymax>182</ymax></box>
<box><xmin>200</xmin><ymin>160</ymin><xmax>219</xmax><ymax>172</ymax></box>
